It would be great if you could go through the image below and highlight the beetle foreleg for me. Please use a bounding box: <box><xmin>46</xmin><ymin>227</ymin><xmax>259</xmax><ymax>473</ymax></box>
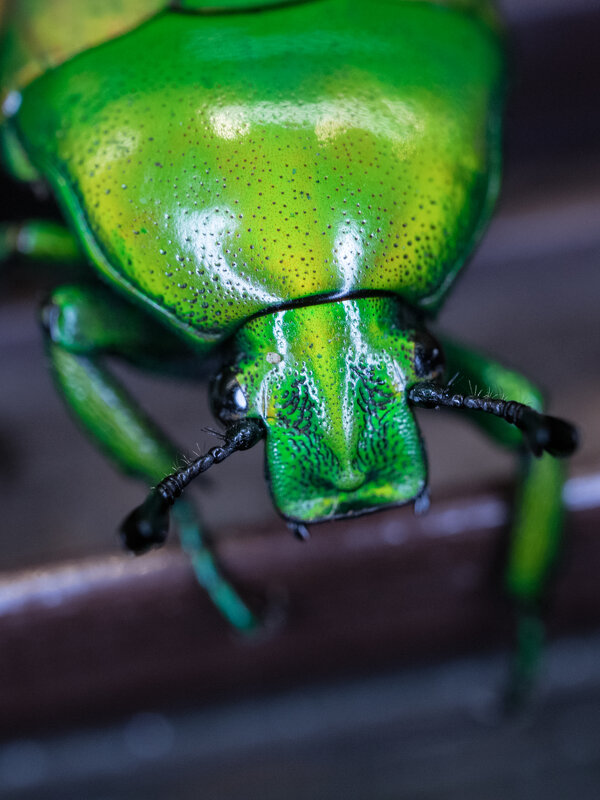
<box><xmin>504</xmin><ymin>452</ymin><xmax>565</xmax><ymax>709</ymax></box>
<box><xmin>40</xmin><ymin>283</ymin><xmax>263</xmax><ymax>631</ymax></box>
<box><xmin>428</xmin><ymin>337</ymin><xmax>577</xmax><ymax>708</ymax></box>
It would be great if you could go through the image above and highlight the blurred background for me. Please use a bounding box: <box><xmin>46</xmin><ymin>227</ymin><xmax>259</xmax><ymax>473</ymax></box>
<box><xmin>0</xmin><ymin>0</ymin><xmax>599</xmax><ymax>797</ymax></box>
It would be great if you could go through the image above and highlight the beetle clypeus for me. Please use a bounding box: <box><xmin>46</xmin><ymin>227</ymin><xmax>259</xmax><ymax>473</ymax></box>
<box><xmin>0</xmin><ymin>0</ymin><xmax>577</xmax><ymax>705</ymax></box>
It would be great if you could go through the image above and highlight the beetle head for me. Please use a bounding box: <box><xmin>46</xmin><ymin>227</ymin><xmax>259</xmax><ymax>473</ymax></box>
<box><xmin>211</xmin><ymin>296</ymin><xmax>442</xmax><ymax>523</ymax></box>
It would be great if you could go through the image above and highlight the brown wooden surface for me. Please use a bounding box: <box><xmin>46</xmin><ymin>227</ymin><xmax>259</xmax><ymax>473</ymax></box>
<box><xmin>1</xmin><ymin>473</ymin><xmax>599</xmax><ymax>738</ymax></box>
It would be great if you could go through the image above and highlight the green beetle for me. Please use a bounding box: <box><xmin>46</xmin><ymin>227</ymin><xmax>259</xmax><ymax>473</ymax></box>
<box><xmin>0</xmin><ymin>0</ymin><xmax>577</xmax><ymax>703</ymax></box>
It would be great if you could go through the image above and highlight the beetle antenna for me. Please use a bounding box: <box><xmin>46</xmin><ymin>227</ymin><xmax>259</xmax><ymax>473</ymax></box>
<box><xmin>120</xmin><ymin>419</ymin><xmax>265</xmax><ymax>554</ymax></box>
<box><xmin>409</xmin><ymin>382</ymin><xmax>578</xmax><ymax>458</ymax></box>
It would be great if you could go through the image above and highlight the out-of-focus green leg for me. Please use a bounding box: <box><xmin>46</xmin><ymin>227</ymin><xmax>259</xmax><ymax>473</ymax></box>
<box><xmin>42</xmin><ymin>282</ymin><xmax>259</xmax><ymax>631</ymax></box>
<box><xmin>174</xmin><ymin>502</ymin><xmax>259</xmax><ymax>631</ymax></box>
<box><xmin>441</xmin><ymin>337</ymin><xmax>568</xmax><ymax>705</ymax></box>
<box><xmin>0</xmin><ymin>220</ymin><xmax>81</xmax><ymax>264</ymax></box>
<box><xmin>505</xmin><ymin>453</ymin><xmax>564</xmax><ymax>706</ymax></box>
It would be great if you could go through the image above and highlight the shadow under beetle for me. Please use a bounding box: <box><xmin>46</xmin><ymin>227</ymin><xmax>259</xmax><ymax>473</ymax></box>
<box><xmin>0</xmin><ymin>0</ymin><xmax>578</xmax><ymax>705</ymax></box>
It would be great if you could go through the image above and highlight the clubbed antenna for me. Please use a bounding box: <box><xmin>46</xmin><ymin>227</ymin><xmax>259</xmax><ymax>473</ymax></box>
<box><xmin>409</xmin><ymin>382</ymin><xmax>578</xmax><ymax>458</ymax></box>
<box><xmin>120</xmin><ymin>419</ymin><xmax>265</xmax><ymax>554</ymax></box>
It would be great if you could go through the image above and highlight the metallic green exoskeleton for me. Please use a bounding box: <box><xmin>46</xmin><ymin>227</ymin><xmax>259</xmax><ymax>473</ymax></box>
<box><xmin>0</xmin><ymin>0</ymin><xmax>577</xmax><ymax>704</ymax></box>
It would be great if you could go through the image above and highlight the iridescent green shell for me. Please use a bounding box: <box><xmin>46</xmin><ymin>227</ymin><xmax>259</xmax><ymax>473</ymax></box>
<box><xmin>0</xmin><ymin>0</ymin><xmax>501</xmax><ymax>108</ymax></box>
<box><xmin>1</xmin><ymin>0</ymin><xmax>504</xmax><ymax>352</ymax></box>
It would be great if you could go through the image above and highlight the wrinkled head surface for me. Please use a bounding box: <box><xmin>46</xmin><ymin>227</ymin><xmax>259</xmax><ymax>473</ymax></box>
<box><xmin>211</xmin><ymin>296</ymin><xmax>443</xmax><ymax>522</ymax></box>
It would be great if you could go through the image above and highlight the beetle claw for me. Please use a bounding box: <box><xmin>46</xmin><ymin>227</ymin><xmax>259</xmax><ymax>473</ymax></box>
<box><xmin>287</xmin><ymin>521</ymin><xmax>310</xmax><ymax>542</ymax></box>
<box><xmin>413</xmin><ymin>488</ymin><xmax>430</xmax><ymax>516</ymax></box>
<box><xmin>119</xmin><ymin>490</ymin><xmax>171</xmax><ymax>554</ymax></box>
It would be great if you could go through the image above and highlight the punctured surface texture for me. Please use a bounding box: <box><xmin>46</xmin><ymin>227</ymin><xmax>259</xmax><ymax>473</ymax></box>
<box><xmin>11</xmin><ymin>1</ymin><xmax>504</xmax><ymax>350</ymax></box>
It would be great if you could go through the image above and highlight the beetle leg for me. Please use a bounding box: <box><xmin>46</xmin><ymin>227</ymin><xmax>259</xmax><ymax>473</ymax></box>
<box><xmin>439</xmin><ymin>336</ymin><xmax>569</xmax><ymax>708</ymax></box>
<box><xmin>0</xmin><ymin>220</ymin><xmax>81</xmax><ymax>264</ymax></box>
<box><xmin>504</xmin><ymin>451</ymin><xmax>564</xmax><ymax>708</ymax></box>
<box><xmin>40</xmin><ymin>282</ymin><xmax>261</xmax><ymax>631</ymax></box>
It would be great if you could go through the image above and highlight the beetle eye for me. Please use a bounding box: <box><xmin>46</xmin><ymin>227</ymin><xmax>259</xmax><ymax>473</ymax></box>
<box><xmin>210</xmin><ymin>370</ymin><xmax>248</xmax><ymax>423</ymax></box>
<box><xmin>414</xmin><ymin>331</ymin><xmax>444</xmax><ymax>379</ymax></box>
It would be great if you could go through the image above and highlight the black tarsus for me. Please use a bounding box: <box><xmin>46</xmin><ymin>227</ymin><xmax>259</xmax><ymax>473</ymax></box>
<box><xmin>120</xmin><ymin>418</ymin><xmax>265</xmax><ymax>554</ymax></box>
<box><xmin>409</xmin><ymin>381</ymin><xmax>578</xmax><ymax>458</ymax></box>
